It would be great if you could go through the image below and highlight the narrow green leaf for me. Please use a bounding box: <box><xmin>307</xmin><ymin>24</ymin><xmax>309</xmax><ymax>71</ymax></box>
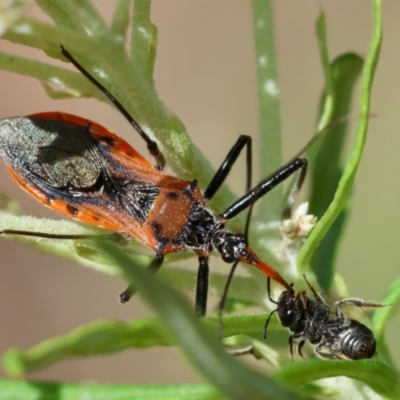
<box><xmin>2</xmin><ymin>319</ymin><xmax>168</xmax><ymax>376</ymax></box>
<box><xmin>274</xmin><ymin>359</ymin><xmax>400</xmax><ymax>399</ymax></box>
<box><xmin>299</xmin><ymin>0</ymin><xmax>383</xmax><ymax>272</ymax></box>
<box><xmin>0</xmin><ymin>0</ymin><xmax>27</xmax><ymax>37</ymax></box>
<box><xmin>251</xmin><ymin>0</ymin><xmax>283</xmax><ymax>220</ymax></box>
<box><xmin>315</xmin><ymin>12</ymin><xmax>335</xmax><ymax>133</ymax></box>
<box><xmin>0</xmin><ymin>380</ymin><xmax>223</xmax><ymax>400</ymax></box>
<box><xmin>0</xmin><ymin>51</ymin><xmax>101</xmax><ymax>100</ymax></box>
<box><xmin>0</xmin><ymin>193</ymin><xmax>23</xmax><ymax>215</ymax></box>
<box><xmin>62</xmin><ymin>0</ymin><xmax>109</xmax><ymax>34</ymax></box>
<box><xmin>373</xmin><ymin>275</ymin><xmax>400</xmax><ymax>337</ymax></box>
<box><xmin>111</xmin><ymin>0</ymin><xmax>132</xmax><ymax>40</ymax></box>
<box><xmin>2</xmin><ymin>314</ymin><xmax>280</xmax><ymax>376</ymax></box>
<box><xmin>371</xmin><ymin>275</ymin><xmax>400</xmax><ymax>369</ymax></box>
<box><xmin>131</xmin><ymin>0</ymin><xmax>158</xmax><ymax>81</ymax></box>
<box><xmin>33</xmin><ymin>0</ymin><xmax>88</xmax><ymax>33</ymax></box>
<box><xmin>34</xmin><ymin>0</ymin><xmax>108</xmax><ymax>35</ymax></box>
<box><xmin>4</xmin><ymin>18</ymin><xmax>100</xmax><ymax>56</ymax></box>
<box><xmin>309</xmin><ymin>54</ymin><xmax>363</xmax><ymax>290</ymax></box>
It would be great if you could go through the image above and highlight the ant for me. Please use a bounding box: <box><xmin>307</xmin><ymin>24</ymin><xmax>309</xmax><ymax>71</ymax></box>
<box><xmin>0</xmin><ymin>46</ymin><xmax>307</xmax><ymax>317</ymax></box>
<box><xmin>263</xmin><ymin>275</ymin><xmax>385</xmax><ymax>360</ymax></box>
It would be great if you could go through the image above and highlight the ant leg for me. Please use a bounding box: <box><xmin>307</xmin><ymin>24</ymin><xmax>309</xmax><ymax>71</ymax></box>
<box><xmin>204</xmin><ymin>135</ymin><xmax>252</xmax><ymax>200</ymax></box>
<box><xmin>119</xmin><ymin>254</ymin><xmax>164</xmax><ymax>303</ymax></box>
<box><xmin>60</xmin><ymin>46</ymin><xmax>165</xmax><ymax>170</ymax></box>
<box><xmin>334</xmin><ymin>298</ymin><xmax>386</xmax><ymax>319</ymax></box>
<box><xmin>195</xmin><ymin>256</ymin><xmax>209</xmax><ymax>316</ymax></box>
<box><xmin>267</xmin><ymin>277</ymin><xmax>279</xmax><ymax>304</ymax></box>
<box><xmin>221</xmin><ymin>158</ymin><xmax>308</xmax><ymax>220</ymax></box>
<box><xmin>297</xmin><ymin>339</ymin><xmax>306</xmax><ymax>359</ymax></box>
<box><xmin>288</xmin><ymin>336</ymin><xmax>296</xmax><ymax>359</ymax></box>
<box><xmin>262</xmin><ymin>278</ymin><xmax>284</xmax><ymax>339</ymax></box>
<box><xmin>262</xmin><ymin>308</ymin><xmax>278</xmax><ymax>340</ymax></box>
<box><xmin>303</xmin><ymin>275</ymin><xmax>325</xmax><ymax>303</ymax></box>
<box><xmin>315</xmin><ymin>342</ymin><xmax>338</xmax><ymax>360</ymax></box>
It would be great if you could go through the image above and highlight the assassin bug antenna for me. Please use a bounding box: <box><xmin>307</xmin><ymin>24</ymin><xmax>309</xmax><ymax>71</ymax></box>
<box><xmin>60</xmin><ymin>46</ymin><xmax>165</xmax><ymax>170</ymax></box>
<box><xmin>0</xmin><ymin>47</ymin><xmax>307</xmax><ymax>318</ymax></box>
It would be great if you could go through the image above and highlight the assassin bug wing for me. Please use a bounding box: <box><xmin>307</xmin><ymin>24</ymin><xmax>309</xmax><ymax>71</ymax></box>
<box><xmin>0</xmin><ymin>113</ymin><xmax>174</xmax><ymax>249</ymax></box>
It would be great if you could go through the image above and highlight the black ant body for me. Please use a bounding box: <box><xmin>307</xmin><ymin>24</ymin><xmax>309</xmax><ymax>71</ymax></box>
<box><xmin>263</xmin><ymin>275</ymin><xmax>385</xmax><ymax>360</ymax></box>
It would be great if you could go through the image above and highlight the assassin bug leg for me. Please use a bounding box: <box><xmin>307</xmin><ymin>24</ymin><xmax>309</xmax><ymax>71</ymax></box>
<box><xmin>204</xmin><ymin>135</ymin><xmax>252</xmax><ymax>200</ymax></box>
<box><xmin>201</xmin><ymin>135</ymin><xmax>253</xmax><ymax>317</ymax></box>
<box><xmin>0</xmin><ymin>230</ymin><xmax>102</xmax><ymax>240</ymax></box>
<box><xmin>281</xmin><ymin>159</ymin><xmax>308</xmax><ymax>219</ymax></box>
<box><xmin>60</xmin><ymin>46</ymin><xmax>165</xmax><ymax>170</ymax></box>
<box><xmin>119</xmin><ymin>254</ymin><xmax>164</xmax><ymax>303</ymax></box>
<box><xmin>220</xmin><ymin>158</ymin><xmax>308</xmax><ymax>221</ymax></box>
<box><xmin>195</xmin><ymin>256</ymin><xmax>210</xmax><ymax>317</ymax></box>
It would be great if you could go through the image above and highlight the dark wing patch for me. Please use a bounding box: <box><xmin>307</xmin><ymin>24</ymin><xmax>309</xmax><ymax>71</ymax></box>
<box><xmin>0</xmin><ymin>115</ymin><xmax>160</xmax><ymax>226</ymax></box>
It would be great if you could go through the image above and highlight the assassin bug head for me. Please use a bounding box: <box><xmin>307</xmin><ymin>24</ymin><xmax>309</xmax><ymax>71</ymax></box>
<box><xmin>213</xmin><ymin>231</ymin><xmax>292</xmax><ymax>292</ymax></box>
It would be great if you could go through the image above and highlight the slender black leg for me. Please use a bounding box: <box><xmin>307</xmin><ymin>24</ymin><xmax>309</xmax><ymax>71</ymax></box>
<box><xmin>221</xmin><ymin>158</ymin><xmax>308</xmax><ymax>220</ymax></box>
<box><xmin>60</xmin><ymin>46</ymin><xmax>165</xmax><ymax>170</ymax></box>
<box><xmin>262</xmin><ymin>278</ymin><xmax>278</xmax><ymax>339</ymax></box>
<box><xmin>218</xmin><ymin>259</ymin><xmax>240</xmax><ymax>317</ymax></box>
<box><xmin>0</xmin><ymin>230</ymin><xmax>109</xmax><ymax>240</ymax></box>
<box><xmin>266</xmin><ymin>277</ymin><xmax>279</xmax><ymax>304</ymax></box>
<box><xmin>263</xmin><ymin>308</ymin><xmax>278</xmax><ymax>340</ymax></box>
<box><xmin>303</xmin><ymin>275</ymin><xmax>325</xmax><ymax>303</ymax></box>
<box><xmin>198</xmin><ymin>135</ymin><xmax>253</xmax><ymax>317</ymax></box>
<box><xmin>282</xmin><ymin>159</ymin><xmax>308</xmax><ymax>218</ymax></box>
<box><xmin>119</xmin><ymin>254</ymin><xmax>164</xmax><ymax>303</ymax></box>
<box><xmin>204</xmin><ymin>135</ymin><xmax>252</xmax><ymax>200</ymax></box>
<box><xmin>195</xmin><ymin>256</ymin><xmax>209</xmax><ymax>317</ymax></box>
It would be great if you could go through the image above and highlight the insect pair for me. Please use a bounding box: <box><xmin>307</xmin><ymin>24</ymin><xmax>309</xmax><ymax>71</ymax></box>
<box><xmin>0</xmin><ymin>47</ymin><xmax>382</xmax><ymax>362</ymax></box>
<box><xmin>0</xmin><ymin>47</ymin><xmax>306</xmax><ymax>318</ymax></box>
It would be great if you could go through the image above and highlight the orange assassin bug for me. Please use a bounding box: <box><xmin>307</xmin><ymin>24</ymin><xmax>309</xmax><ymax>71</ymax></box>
<box><xmin>0</xmin><ymin>47</ymin><xmax>307</xmax><ymax>316</ymax></box>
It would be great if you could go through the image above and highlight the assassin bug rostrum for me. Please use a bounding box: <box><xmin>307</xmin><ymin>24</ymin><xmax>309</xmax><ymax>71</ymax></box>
<box><xmin>0</xmin><ymin>47</ymin><xmax>307</xmax><ymax>316</ymax></box>
<box><xmin>263</xmin><ymin>275</ymin><xmax>385</xmax><ymax>360</ymax></box>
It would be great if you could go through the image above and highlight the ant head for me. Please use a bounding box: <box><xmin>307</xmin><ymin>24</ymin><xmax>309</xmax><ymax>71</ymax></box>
<box><xmin>277</xmin><ymin>290</ymin><xmax>306</xmax><ymax>329</ymax></box>
<box><xmin>337</xmin><ymin>320</ymin><xmax>377</xmax><ymax>360</ymax></box>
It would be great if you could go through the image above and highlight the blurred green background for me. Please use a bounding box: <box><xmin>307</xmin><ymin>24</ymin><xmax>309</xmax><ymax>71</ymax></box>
<box><xmin>0</xmin><ymin>0</ymin><xmax>399</xmax><ymax>383</ymax></box>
